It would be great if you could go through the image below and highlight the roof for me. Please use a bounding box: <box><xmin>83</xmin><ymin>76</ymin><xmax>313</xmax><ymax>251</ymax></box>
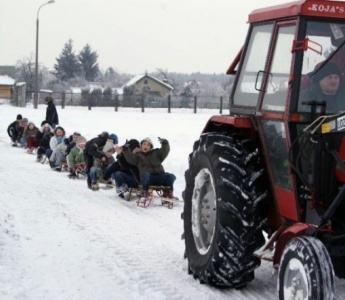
<box><xmin>122</xmin><ymin>74</ymin><xmax>174</xmax><ymax>91</ymax></box>
<box><xmin>0</xmin><ymin>75</ymin><xmax>15</xmax><ymax>85</ymax></box>
<box><xmin>249</xmin><ymin>0</ymin><xmax>345</xmax><ymax>23</ymax></box>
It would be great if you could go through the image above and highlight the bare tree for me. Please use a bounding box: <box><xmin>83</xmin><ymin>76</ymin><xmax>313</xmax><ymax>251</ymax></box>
<box><xmin>156</xmin><ymin>68</ymin><xmax>178</xmax><ymax>94</ymax></box>
<box><xmin>15</xmin><ymin>56</ymin><xmax>35</xmax><ymax>91</ymax></box>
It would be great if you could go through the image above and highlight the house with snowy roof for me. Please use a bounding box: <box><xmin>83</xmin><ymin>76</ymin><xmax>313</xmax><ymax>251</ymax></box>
<box><xmin>122</xmin><ymin>73</ymin><xmax>173</xmax><ymax>96</ymax></box>
<box><xmin>0</xmin><ymin>75</ymin><xmax>15</xmax><ymax>99</ymax></box>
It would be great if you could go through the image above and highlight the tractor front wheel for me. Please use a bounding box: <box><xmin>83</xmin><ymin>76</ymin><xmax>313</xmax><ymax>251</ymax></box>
<box><xmin>278</xmin><ymin>236</ymin><xmax>335</xmax><ymax>299</ymax></box>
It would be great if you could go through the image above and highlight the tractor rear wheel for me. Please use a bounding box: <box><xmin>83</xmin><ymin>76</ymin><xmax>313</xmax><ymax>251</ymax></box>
<box><xmin>278</xmin><ymin>236</ymin><xmax>335</xmax><ymax>299</ymax></box>
<box><xmin>182</xmin><ymin>133</ymin><xmax>269</xmax><ymax>287</ymax></box>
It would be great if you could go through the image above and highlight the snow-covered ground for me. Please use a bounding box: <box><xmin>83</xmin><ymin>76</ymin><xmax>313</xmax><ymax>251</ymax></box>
<box><xmin>0</xmin><ymin>104</ymin><xmax>344</xmax><ymax>299</ymax></box>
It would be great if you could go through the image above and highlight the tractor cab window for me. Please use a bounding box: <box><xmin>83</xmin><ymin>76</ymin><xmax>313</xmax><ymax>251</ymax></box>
<box><xmin>298</xmin><ymin>21</ymin><xmax>345</xmax><ymax>114</ymax></box>
<box><xmin>233</xmin><ymin>23</ymin><xmax>274</xmax><ymax>108</ymax></box>
<box><xmin>261</xmin><ymin>24</ymin><xmax>295</xmax><ymax>111</ymax></box>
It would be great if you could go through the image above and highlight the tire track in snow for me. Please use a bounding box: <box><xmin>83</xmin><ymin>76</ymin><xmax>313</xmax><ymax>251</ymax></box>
<box><xmin>51</xmin><ymin>193</ymin><xmax>204</xmax><ymax>300</ymax></box>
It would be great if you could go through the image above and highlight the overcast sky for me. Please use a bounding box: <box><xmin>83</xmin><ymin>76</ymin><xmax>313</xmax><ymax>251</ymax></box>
<box><xmin>0</xmin><ymin>0</ymin><xmax>287</xmax><ymax>75</ymax></box>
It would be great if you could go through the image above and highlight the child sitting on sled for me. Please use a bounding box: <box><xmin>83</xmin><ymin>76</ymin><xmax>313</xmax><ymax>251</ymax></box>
<box><xmin>121</xmin><ymin>137</ymin><xmax>176</xmax><ymax>202</ymax></box>
<box><xmin>67</xmin><ymin>135</ymin><xmax>87</xmax><ymax>178</ymax></box>
<box><xmin>89</xmin><ymin>139</ymin><xmax>116</xmax><ymax>190</ymax></box>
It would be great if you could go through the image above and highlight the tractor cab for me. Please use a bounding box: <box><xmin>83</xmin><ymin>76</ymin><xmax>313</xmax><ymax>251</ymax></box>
<box><xmin>228</xmin><ymin>0</ymin><xmax>345</xmax><ymax>226</ymax></box>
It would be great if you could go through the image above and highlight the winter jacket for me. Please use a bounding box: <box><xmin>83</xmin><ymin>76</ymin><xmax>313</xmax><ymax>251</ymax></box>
<box><xmin>104</xmin><ymin>153</ymin><xmax>140</xmax><ymax>182</ymax></box>
<box><xmin>122</xmin><ymin>139</ymin><xmax>170</xmax><ymax>176</ymax></box>
<box><xmin>23</xmin><ymin>125</ymin><xmax>39</xmax><ymax>140</ymax></box>
<box><xmin>7</xmin><ymin>120</ymin><xmax>21</xmax><ymax>141</ymax></box>
<box><xmin>49</xmin><ymin>135</ymin><xmax>65</xmax><ymax>151</ymax></box>
<box><xmin>46</xmin><ymin>101</ymin><xmax>59</xmax><ymax>125</ymax></box>
<box><xmin>93</xmin><ymin>154</ymin><xmax>115</xmax><ymax>181</ymax></box>
<box><xmin>50</xmin><ymin>140</ymin><xmax>68</xmax><ymax>162</ymax></box>
<box><xmin>85</xmin><ymin>133</ymin><xmax>109</xmax><ymax>160</ymax></box>
<box><xmin>35</xmin><ymin>126</ymin><xmax>54</xmax><ymax>149</ymax></box>
<box><xmin>299</xmin><ymin>83</ymin><xmax>345</xmax><ymax>112</ymax></box>
<box><xmin>67</xmin><ymin>146</ymin><xmax>86</xmax><ymax>170</ymax></box>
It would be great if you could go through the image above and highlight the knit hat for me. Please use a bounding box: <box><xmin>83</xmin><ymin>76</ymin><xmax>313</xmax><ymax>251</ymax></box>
<box><xmin>103</xmin><ymin>139</ymin><xmax>115</xmax><ymax>154</ymax></box>
<box><xmin>313</xmin><ymin>61</ymin><xmax>342</xmax><ymax>82</ymax></box>
<box><xmin>141</xmin><ymin>137</ymin><xmax>153</xmax><ymax>148</ymax></box>
<box><xmin>128</xmin><ymin>139</ymin><xmax>140</xmax><ymax>151</ymax></box>
<box><xmin>22</xmin><ymin>118</ymin><xmax>28</xmax><ymax>123</ymax></box>
<box><xmin>76</xmin><ymin>136</ymin><xmax>87</xmax><ymax>146</ymax></box>
<box><xmin>16</xmin><ymin>114</ymin><xmax>22</xmax><ymax>120</ymax></box>
<box><xmin>41</xmin><ymin>120</ymin><xmax>52</xmax><ymax>127</ymax></box>
<box><xmin>45</xmin><ymin>96</ymin><xmax>53</xmax><ymax>103</ymax></box>
<box><xmin>109</xmin><ymin>133</ymin><xmax>118</xmax><ymax>144</ymax></box>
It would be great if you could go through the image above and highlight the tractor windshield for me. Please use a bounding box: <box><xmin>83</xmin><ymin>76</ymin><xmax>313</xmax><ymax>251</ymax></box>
<box><xmin>298</xmin><ymin>21</ymin><xmax>345</xmax><ymax>114</ymax></box>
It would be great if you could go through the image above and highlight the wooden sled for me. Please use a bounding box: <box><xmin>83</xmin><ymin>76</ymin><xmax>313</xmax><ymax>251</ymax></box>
<box><xmin>131</xmin><ymin>186</ymin><xmax>182</xmax><ymax>209</ymax></box>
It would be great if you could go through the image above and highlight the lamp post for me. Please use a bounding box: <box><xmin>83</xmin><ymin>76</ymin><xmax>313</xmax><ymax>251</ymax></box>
<box><xmin>34</xmin><ymin>0</ymin><xmax>55</xmax><ymax>109</ymax></box>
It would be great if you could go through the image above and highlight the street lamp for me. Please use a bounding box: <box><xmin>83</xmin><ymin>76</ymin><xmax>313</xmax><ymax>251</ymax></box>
<box><xmin>34</xmin><ymin>0</ymin><xmax>55</xmax><ymax>109</ymax></box>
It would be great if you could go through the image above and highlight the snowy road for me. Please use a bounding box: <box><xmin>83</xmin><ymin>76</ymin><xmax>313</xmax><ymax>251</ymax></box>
<box><xmin>0</xmin><ymin>142</ymin><xmax>277</xmax><ymax>299</ymax></box>
<box><xmin>1</xmin><ymin>106</ymin><xmax>345</xmax><ymax>299</ymax></box>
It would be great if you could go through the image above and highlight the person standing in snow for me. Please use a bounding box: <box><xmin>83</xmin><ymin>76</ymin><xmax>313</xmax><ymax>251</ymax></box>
<box><xmin>45</xmin><ymin>96</ymin><xmax>59</xmax><ymax>129</ymax></box>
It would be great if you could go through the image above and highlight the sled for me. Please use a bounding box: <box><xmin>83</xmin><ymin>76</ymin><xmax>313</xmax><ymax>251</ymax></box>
<box><xmin>40</xmin><ymin>155</ymin><xmax>47</xmax><ymax>164</ymax></box>
<box><xmin>60</xmin><ymin>161</ymin><xmax>69</xmax><ymax>172</ymax></box>
<box><xmin>99</xmin><ymin>182</ymin><xmax>115</xmax><ymax>190</ymax></box>
<box><xmin>67</xmin><ymin>170</ymin><xmax>87</xmax><ymax>179</ymax></box>
<box><xmin>134</xmin><ymin>186</ymin><xmax>182</xmax><ymax>209</ymax></box>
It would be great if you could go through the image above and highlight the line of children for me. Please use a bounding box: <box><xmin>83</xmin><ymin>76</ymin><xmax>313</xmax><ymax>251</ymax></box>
<box><xmin>7</xmin><ymin>114</ymin><xmax>177</xmax><ymax>201</ymax></box>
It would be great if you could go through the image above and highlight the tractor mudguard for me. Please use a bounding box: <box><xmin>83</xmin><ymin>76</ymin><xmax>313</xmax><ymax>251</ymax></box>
<box><xmin>273</xmin><ymin>222</ymin><xmax>316</xmax><ymax>265</ymax></box>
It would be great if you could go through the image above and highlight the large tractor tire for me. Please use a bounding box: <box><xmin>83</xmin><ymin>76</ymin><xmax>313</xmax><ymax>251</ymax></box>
<box><xmin>278</xmin><ymin>236</ymin><xmax>335</xmax><ymax>299</ymax></box>
<box><xmin>182</xmin><ymin>132</ymin><xmax>269</xmax><ymax>287</ymax></box>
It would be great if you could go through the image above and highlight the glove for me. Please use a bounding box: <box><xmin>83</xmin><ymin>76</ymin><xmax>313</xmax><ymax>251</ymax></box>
<box><xmin>158</xmin><ymin>137</ymin><xmax>167</xmax><ymax>144</ymax></box>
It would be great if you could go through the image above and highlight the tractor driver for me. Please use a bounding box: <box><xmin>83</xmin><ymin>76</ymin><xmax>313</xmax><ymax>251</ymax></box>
<box><xmin>300</xmin><ymin>61</ymin><xmax>345</xmax><ymax>113</ymax></box>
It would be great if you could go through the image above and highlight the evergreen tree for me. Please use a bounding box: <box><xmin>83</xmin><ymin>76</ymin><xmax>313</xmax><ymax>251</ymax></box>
<box><xmin>78</xmin><ymin>44</ymin><xmax>100</xmax><ymax>82</ymax></box>
<box><xmin>54</xmin><ymin>39</ymin><xmax>80</xmax><ymax>81</ymax></box>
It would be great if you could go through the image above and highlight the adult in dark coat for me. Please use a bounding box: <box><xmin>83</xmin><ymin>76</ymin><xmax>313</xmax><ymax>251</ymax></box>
<box><xmin>300</xmin><ymin>61</ymin><xmax>345</xmax><ymax>112</ymax></box>
<box><xmin>45</xmin><ymin>96</ymin><xmax>59</xmax><ymax>128</ymax></box>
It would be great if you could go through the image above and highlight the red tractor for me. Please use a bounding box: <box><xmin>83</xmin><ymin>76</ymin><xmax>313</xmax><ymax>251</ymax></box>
<box><xmin>182</xmin><ymin>0</ymin><xmax>345</xmax><ymax>298</ymax></box>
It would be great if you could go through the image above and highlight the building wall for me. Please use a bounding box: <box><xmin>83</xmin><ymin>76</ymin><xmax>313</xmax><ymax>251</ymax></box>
<box><xmin>134</xmin><ymin>77</ymin><xmax>171</xmax><ymax>95</ymax></box>
<box><xmin>0</xmin><ymin>85</ymin><xmax>12</xmax><ymax>99</ymax></box>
